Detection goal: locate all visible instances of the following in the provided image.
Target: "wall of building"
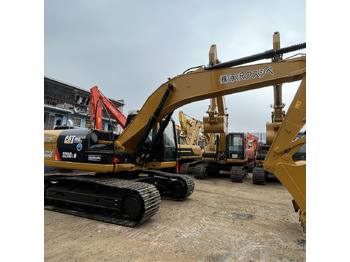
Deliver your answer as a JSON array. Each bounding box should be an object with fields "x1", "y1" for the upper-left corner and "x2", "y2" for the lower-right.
[{"x1": 44, "y1": 76, "x2": 125, "y2": 133}]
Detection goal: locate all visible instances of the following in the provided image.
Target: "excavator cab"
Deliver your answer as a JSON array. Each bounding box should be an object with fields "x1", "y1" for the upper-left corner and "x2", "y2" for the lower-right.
[
  {"x1": 143, "y1": 120, "x2": 177, "y2": 162},
  {"x1": 134, "y1": 118, "x2": 178, "y2": 167},
  {"x1": 163, "y1": 121, "x2": 177, "y2": 161},
  {"x1": 226, "y1": 133, "x2": 246, "y2": 161},
  {"x1": 225, "y1": 132, "x2": 249, "y2": 182}
]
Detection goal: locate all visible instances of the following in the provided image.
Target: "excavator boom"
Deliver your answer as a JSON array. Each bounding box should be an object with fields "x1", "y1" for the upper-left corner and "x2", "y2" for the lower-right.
[
  {"x1": 118, "y1": 56, "x2": 306, "y2": 151},
  {"x1": 90, "y1": 86, "x2": 127, "y2": 129}
]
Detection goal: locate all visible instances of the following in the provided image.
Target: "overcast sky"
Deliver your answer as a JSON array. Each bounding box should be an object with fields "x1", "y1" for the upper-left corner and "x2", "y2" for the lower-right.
[{"x1": 44, "y1": 0, "x2": 306, "y2": 132}]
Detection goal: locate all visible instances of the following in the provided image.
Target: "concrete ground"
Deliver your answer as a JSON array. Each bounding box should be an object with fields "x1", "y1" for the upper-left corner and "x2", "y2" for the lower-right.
[{"x1": 44, "y1": 173, "x2": 306, "y2": 262}]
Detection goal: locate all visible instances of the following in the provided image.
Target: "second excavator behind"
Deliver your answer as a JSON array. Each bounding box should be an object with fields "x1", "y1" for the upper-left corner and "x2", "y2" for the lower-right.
[{"x1": 176, "y1": 111, "x2": 204, "y2": 174}]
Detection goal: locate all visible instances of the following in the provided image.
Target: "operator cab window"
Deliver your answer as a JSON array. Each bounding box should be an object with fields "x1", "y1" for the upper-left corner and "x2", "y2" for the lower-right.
[{"x1": 228, "y1": 135, "x2": 243, "y2": 152}]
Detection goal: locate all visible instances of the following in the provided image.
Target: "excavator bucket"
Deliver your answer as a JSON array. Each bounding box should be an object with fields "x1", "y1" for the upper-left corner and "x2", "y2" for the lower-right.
[{"x1": 274, "y1": 160, "x2": 306, "y2": 231}]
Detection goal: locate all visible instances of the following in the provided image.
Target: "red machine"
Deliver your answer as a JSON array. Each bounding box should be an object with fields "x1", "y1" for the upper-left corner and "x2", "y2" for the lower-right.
[
  {"x1": 90, "y1": 86, "x2": 127, "y2": 130},
  {"x1": 246, "y1": 133, "x2": 259, "y2": 170}
]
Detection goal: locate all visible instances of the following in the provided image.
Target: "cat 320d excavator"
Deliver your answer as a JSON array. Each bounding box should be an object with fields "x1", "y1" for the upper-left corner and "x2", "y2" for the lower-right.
[{"x1": 44, "y1": 34, "x2": 306, "y2": 230}]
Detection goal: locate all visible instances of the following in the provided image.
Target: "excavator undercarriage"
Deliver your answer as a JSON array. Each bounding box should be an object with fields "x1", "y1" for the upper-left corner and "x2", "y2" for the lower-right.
[
  {"x1": 45, "y1": 169, "x2": 194, "y2": 226},
  {"x1": 45, "y1": 173, "x2": 161, "y2": 227}
]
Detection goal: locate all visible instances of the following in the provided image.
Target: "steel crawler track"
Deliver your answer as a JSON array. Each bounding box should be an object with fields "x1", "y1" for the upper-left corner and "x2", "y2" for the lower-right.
[
  {"x1": 230, "y1": 166, "x2": 248, "y2": 183},
  {"x1": 252, "y1": 167, "x2": 266, "y2": 185},
  {"x1": 140, "y1": 170, "x2": 195, "y2": 200},
  {"x1": 44, "y1": 174, "x2": 161, "y2": 227}
]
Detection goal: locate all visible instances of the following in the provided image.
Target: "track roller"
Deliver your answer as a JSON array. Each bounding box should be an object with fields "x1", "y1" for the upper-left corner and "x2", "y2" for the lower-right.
[
  {"x1": 169, "y1": 180, "x2": 187, "y2": 199},
  {"x1": 123, "y1": 193, "x2": 144, "y2": 219}
]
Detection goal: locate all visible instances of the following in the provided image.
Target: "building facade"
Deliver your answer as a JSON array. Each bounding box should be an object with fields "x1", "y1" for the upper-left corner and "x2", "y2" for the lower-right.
[{"x1": 44, "y1": 76, "x2": 125, "y2": 134}]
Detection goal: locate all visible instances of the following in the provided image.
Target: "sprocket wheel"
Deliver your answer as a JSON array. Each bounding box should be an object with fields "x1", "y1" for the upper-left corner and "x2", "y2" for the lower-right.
[
  {"x1": 123, "y1": 194, "x2": 144, "y2": 219},
  {"x1": 169, "y1": 180, "x2": 187, "y2": 199}
]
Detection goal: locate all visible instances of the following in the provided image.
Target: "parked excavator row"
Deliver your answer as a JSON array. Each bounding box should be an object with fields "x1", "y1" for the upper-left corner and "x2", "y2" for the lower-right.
[
  {"x1": 193, "y1": 93, "x2": 249, "y2": 182},
  {"x1": 188, "y1": 49, "x2": 251, "y2": 183},
  {"x1": 44, "y1": 33, "x2": 306, "y2": 230},
  {"x1": 179, "y1": 61, "x2": 259, "y2": 183}
]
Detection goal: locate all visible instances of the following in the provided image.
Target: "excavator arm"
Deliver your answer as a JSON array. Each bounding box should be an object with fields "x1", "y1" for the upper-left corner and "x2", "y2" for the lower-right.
[
  {"x1": 271, "y1": 32, "x2": 286, "y2": 123},
  {"x1": 90, "y1": 86, "x2": 127, "y2": 129},
  {"x1": 178, "y1": 111, "x2": 203, "y2": 146},
  {"x1": 264, "y1": 76, "x2": 306, "y2": 231},
  {"x1": 203, "y1": 96, "x2": 228, "y2": 154}
]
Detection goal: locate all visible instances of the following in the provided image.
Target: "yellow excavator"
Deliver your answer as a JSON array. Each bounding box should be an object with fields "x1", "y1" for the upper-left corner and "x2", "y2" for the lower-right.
[
  {"x1": 178, "y1": 96, "x2": 232, "y2": 177},
  {"x1": 194, "y1": 90, "x2": 251, "y2": 182},
  {"x1": 44, "y1": 34, "x2": 306, "y2": 230},
  {"x1": 202, "y1": 129, "x2": 217, "y2": 156},
  {"x1": 177, "y1": 111, "x2": 204, "y2": 174},
  {"x1": 252, "y1": 32, "x2": 286, "y2": 185},
  {"x1": 191, "y1": 48, "x2": 250, "y2": 182},
  {"x1": 253, "y1": 32, "x2": 306, "y2": 186}
]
